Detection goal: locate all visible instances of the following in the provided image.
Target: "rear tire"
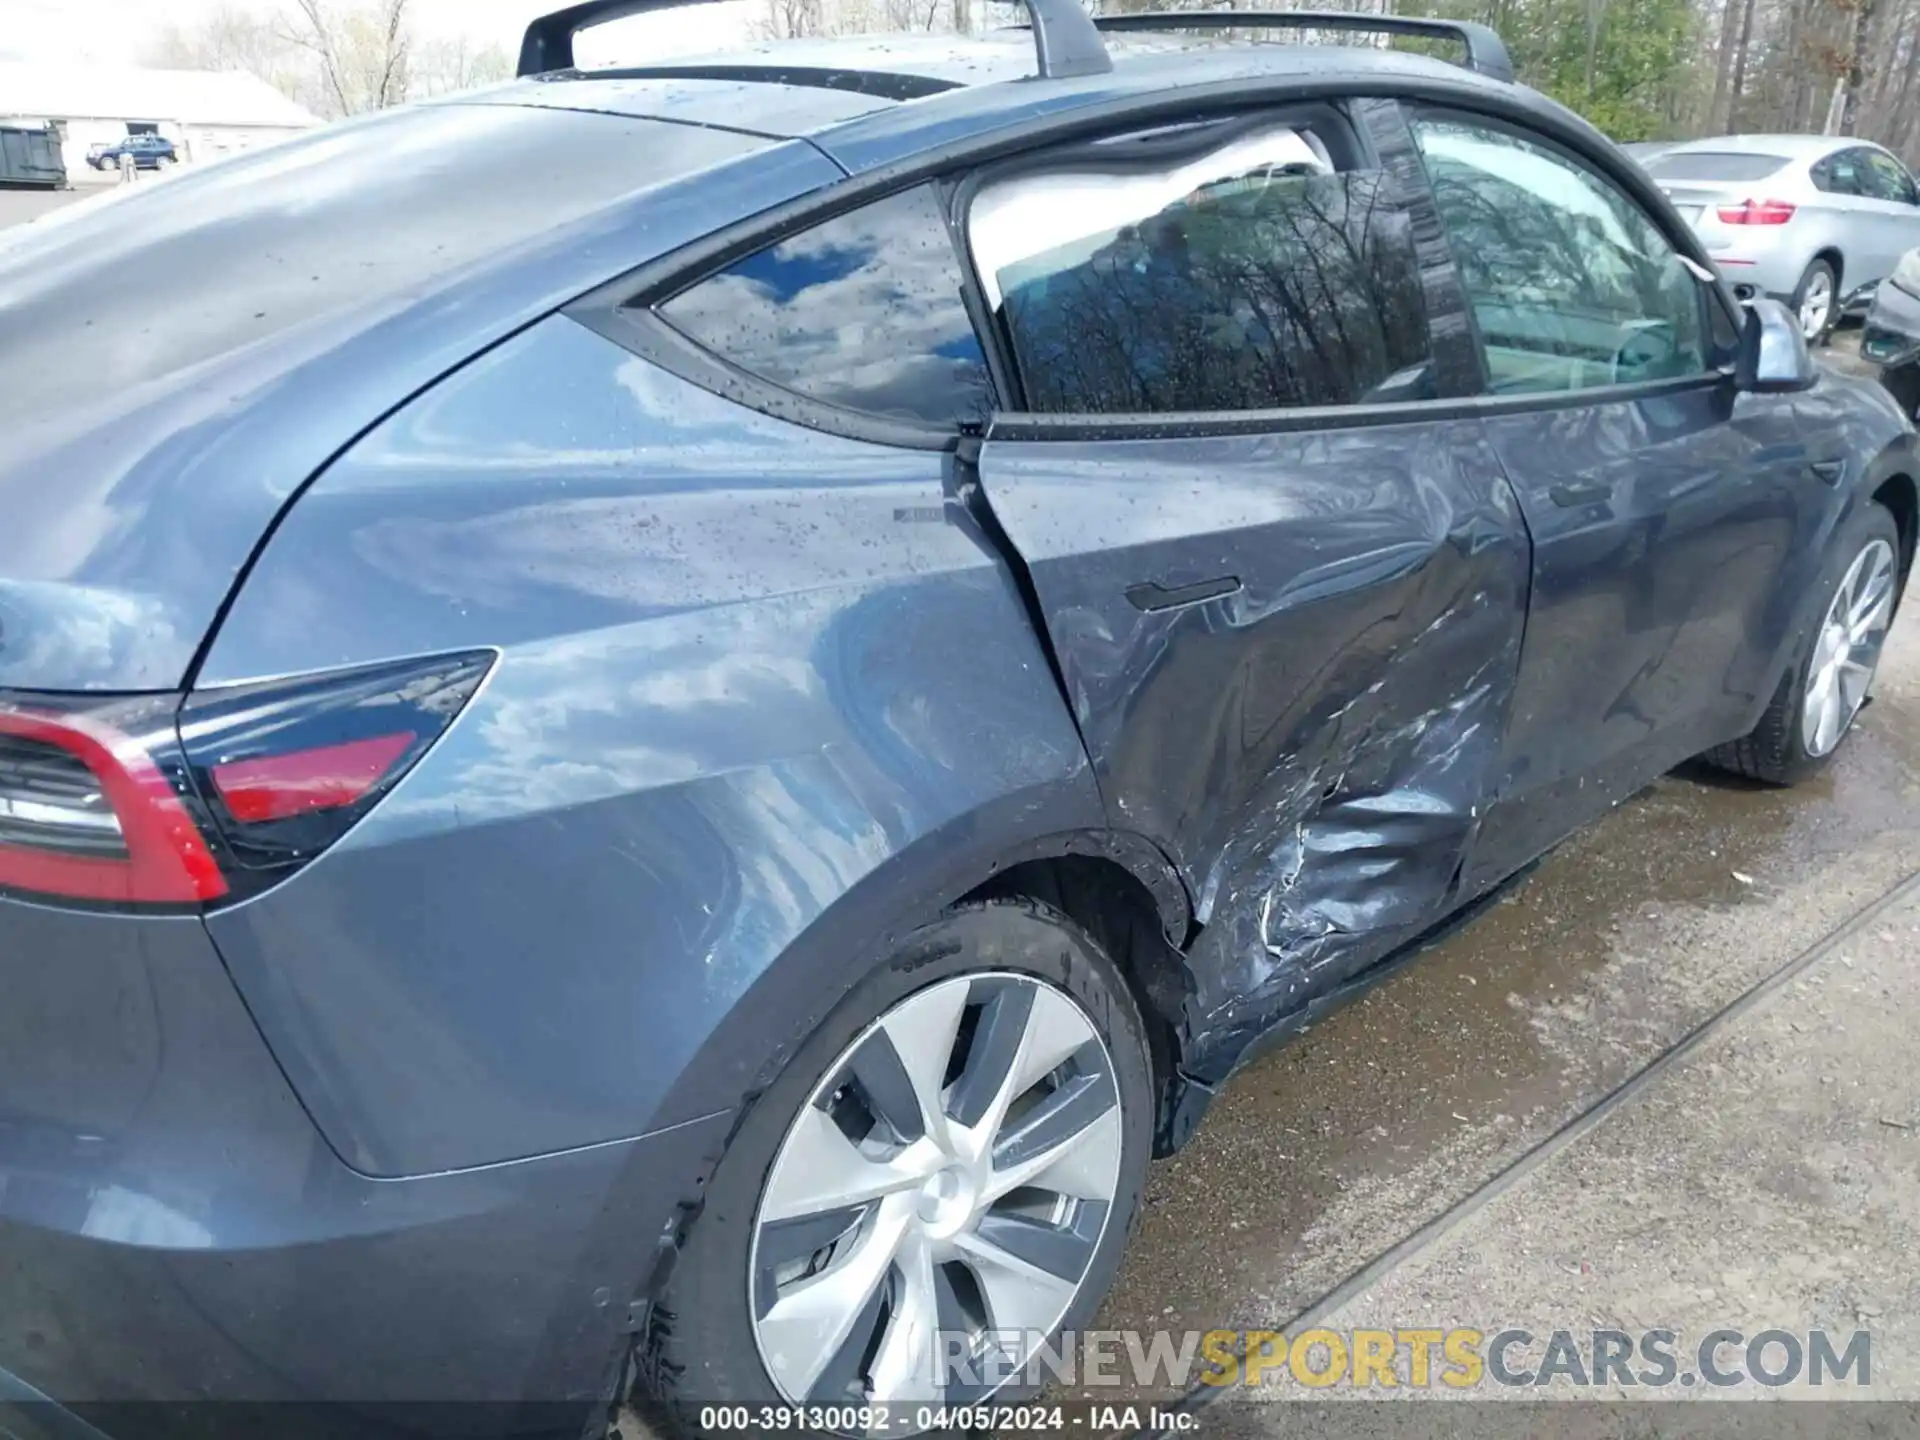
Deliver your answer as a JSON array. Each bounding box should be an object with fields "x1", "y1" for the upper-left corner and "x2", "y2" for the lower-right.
[
  {"x1": 1702, "y1": 501, "x2": 1900, "y2": 784},
  {"x1": 1793, "y1": 257, "x2": 1839, "y2": 345},
  {"x1": 627, "y1": 899, "x2": 1155, "y2": 1438}
]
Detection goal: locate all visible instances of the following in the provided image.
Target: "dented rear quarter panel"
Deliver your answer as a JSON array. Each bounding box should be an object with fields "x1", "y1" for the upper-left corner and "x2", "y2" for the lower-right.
[{"x1": 197, "y1": 318, "x2": 1111, "y2": 1177}]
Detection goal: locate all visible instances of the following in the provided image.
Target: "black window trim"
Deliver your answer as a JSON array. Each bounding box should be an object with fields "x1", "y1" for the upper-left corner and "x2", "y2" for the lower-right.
[
  {"x1": 988, "y1": 369, "x2": 1724, "y2": 443},
  {"x1": 1404, "y1": 99, "x2": 1742, "y2": 404},
  {"x1": 565, "y1": 70, "x2": 1746, "y2": 450}
]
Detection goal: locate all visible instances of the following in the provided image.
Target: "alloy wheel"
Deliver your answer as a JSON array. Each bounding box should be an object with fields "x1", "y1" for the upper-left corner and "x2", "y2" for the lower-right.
[
  {"x1": 748, "y1": 972, "x2": 1124, "y2": 1409},
  {"x1": 1799, "y1": 270, "x2": 1834, "y2": 339},
  {"x1": 1802, "y1": 537, "x2": 1896, "y2": 757}
]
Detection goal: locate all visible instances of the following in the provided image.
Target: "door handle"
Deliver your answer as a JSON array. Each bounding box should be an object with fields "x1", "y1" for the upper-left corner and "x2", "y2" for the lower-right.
[
  {"x1": 1125, "y1": 576, "x2": 1242, "y2": 612},
  {"x1": 1549, "y1": 481, "x2": 1614, "y2": 508},
  {"x1": 1810, "y1": 459, "x2": 1847, "y2": 485}
]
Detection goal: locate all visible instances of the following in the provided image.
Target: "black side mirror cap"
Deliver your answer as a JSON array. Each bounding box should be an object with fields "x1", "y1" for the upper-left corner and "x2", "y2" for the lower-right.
[{"x1": 1736, "y1": 298, "x2": 1818, "y2": 393}]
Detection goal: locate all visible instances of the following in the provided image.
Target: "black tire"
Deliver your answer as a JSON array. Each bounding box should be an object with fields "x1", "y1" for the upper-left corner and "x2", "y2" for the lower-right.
[
  {"x1": 627, "y1": 898, "x2": 1156, "y2": 1438},
  {"x1": 1702, "y1": 500, "x2": 1901, "y2": 784},
  {"x1": 1792, "y1": 257, "x2": 1840, "y2": 345},
  {"x1": 1883, "y1": 363, "x2": 1920, "y2": 421}
]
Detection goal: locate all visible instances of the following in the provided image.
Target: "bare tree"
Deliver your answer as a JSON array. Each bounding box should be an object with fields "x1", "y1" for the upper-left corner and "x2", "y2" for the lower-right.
[
  {"x1": 280, "y1": 0, "x2": 411, "y2": 116},
  {"x1": 410, "y1": 35, "x2": 513, "y2": 98},
  {"x1": 759, "y1": 0, "x2": 827, "y2": 38},
  {"x1": 143, "y1": 4, "x2": 315, "y2": 107}
]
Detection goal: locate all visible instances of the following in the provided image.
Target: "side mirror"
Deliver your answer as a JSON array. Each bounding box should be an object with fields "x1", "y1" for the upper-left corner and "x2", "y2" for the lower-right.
[{"x1": 1736, "y1": 298, "x2": 1817, "y2": 393}]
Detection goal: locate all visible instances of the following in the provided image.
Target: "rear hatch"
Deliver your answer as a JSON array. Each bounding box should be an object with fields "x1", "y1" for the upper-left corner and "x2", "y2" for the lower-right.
[
  {"x1": 0, "y1": 98, "x2": 778, "y2": 692},
  {"x1": 1641, "y1": 148, "x2": 1797, "y2": 236}
]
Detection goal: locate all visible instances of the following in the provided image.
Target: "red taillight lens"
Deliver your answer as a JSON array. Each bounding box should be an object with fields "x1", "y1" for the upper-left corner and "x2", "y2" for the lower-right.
[
  {"x1": 211, "y1": 732, "x2": 417, "y2": 824},
  {"x1": 0, "y1": 651, "x2": 492, "y2": 911},
  {"x1": 1716, "y1": 198, "x2": 1797, "y2": 226},
  {"x1": 0, "y1": 701, "x2": 227, "y2": 905},
  {"x1": 179, "y1": 651, "x2": 493, "y2": 888}
]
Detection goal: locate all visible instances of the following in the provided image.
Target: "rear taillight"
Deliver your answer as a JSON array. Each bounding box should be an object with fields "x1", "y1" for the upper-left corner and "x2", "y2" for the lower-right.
[
  {"x1": 1716, "y1": 198, "x2": 1797, "y2": 226},
  {"x1": 0, "y1": 651, "x2": 492, "y2": 911},
  {"x1": 0, "y1": 699, "x2": 225, "y2": 906}
]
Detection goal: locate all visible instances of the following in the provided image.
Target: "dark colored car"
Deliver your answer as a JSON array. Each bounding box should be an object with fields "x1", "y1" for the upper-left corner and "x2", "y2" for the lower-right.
[
  {"x1": 1866, "y1": 246, "x2": 1920, "y2": 417},
  {"x1": 0, "y1": 2, "x2": 1915, "y2": 1437},
  {"x1": 86, "y1": 133, "x2": 177, "y2": 170}
]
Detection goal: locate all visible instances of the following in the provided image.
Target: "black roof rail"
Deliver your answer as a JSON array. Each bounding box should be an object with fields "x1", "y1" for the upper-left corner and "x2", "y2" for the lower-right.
[
  {"x1": 516, "y1": 0, "x2": 1113, "y2": 80},
  {"x1": 1090, "y1": 9, "x2": 1514, "y2": 83}
]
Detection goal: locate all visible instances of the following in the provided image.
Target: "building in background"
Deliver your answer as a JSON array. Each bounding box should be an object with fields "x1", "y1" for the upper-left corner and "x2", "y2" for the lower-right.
[{"x1": 0, "y1": 64, "x2": 320, "y2": 184}]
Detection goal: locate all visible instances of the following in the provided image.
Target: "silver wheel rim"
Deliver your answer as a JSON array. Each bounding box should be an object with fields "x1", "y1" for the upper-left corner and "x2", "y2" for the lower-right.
[
  {"x1": 1800, "y1": 270, "x2": 1834, "y2": 338},
  {"x1": 1803, "y1": 537, "x2": 1895, "y2": 758},
  {"x1": 749, "y1": 972, "x2": 1123, "y2": 1409}
]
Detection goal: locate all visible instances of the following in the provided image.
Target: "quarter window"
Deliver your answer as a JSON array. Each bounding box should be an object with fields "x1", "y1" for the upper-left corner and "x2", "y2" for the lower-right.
[
  {"x1": 968, "y1": 121, "x2": 1435, "y2": 415},
  {"x1": 657, "y1": 185, "x2": 993, "y2": 429},
  {"x1": 1413, "y1": 118, "x2": 1711, "y2": 394}
]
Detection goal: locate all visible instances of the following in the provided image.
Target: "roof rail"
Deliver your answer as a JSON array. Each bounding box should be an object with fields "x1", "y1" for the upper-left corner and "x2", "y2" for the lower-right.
[
  {"x1": 1090, "y1": 9, "x2": 1514, "y2": 83},
  {"x1": 516, "y1": 0, "x2": 1113, "y2": 80}
]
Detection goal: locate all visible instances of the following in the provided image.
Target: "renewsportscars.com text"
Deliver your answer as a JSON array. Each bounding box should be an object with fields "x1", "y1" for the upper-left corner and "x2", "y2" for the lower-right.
[{"x1": 939, "y1": 1326, "x2": 1872, "y2": 1390}]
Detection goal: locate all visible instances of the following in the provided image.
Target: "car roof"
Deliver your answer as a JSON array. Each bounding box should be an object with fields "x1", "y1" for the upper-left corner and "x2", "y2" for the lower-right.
[
  {"x1": 466, "y1": 28, "x2": 1523, "y2": 148},
  {"x1": 1659, "y1": 133, "x2": 1863, "y2": 160}
]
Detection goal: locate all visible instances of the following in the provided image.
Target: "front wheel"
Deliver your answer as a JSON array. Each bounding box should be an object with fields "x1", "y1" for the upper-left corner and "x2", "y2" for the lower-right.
[
  {"x1": 629, "y1": 899, "x2": 1155, "y2": 1436},
  {"x1": 1703, "y1": 501, "x2": 1901, "y2": 784}
]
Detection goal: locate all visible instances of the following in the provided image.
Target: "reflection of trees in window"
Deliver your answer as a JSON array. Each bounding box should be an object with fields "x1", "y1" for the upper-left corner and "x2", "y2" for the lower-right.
[
  {"x1": 661, "y1": 185, "x2": 993, "y2": 428},
  {"x1": 997, "y1": 171, "x2": 1432, "y2": 415},
  {"x1": 1416, "y1": 124, "x2": 1705, "y2": 383}
]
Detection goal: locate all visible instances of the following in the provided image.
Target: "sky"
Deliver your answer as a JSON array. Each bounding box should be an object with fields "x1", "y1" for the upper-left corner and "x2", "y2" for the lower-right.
[{"x1": 0, "y1": 0, "x2": 760, "y2": 67}]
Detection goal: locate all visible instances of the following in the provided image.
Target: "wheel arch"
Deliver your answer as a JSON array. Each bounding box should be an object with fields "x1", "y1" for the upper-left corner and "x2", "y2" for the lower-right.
[
  {"x1": 644, "y1": 808, "x2": 1195, "y2": 1143},
  {"x1": 961, "y1": 847, "x2": 1201, "y2": 1155},
  {"x1": 1872, "y1": 469, "x2": 1917, "y2": 612}
]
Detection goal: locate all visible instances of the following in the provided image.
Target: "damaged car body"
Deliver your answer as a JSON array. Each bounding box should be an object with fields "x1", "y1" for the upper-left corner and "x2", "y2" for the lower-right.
[{"x1": 0, "y1": 1, "x2": 1916, "y2": 1435}]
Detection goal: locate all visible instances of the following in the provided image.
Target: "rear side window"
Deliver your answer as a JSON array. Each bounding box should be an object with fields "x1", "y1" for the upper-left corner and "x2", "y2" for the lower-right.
[
  {"x1": 1414, "y1": 117, "x2": 1710, "y2": 395},
  {"x1": 658, "y1": 185, "x2": 993, "y2": 429},
  {"x1": 1643, "y1": 152, "x2": 1789, "y2": 183},
  {"x1": 967, "y1": 121, "x2": 1435, "y2": 415}
]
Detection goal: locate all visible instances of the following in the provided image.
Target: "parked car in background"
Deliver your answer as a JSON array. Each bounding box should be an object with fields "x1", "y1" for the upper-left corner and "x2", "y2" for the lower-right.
[
  {"x1": 87, "y1": 133, "x2": 177, "y2": 171},
  {"x1": 1866, "y1": 247, "x2": 1920, "y2": 417},
  {"x1": 0, "y1": 2, "x2": 1914, "y2": 1435},
  {"x1": 1643, "y1": 134, "x2": 1920, "y2": 341}
]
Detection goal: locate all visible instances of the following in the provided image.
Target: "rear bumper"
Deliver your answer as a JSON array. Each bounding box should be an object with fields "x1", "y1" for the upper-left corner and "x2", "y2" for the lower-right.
[{"x1": 0, "y1": 897, "x2": 730, "y2": 1437}]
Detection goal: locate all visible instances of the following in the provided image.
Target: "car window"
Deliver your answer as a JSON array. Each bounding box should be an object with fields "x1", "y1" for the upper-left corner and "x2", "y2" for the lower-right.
[
  {"x1": 1412, "y1": 117, "x2": 1711, "y2": 395},
  {"x1": 0, "y1": 106, "x2": 769, "y2": 435},
  {"x1": 1813, "y1": 152, "x2": 1866, "y2": 196},
  {"x1": 657, "y1": 184, "x2": 992, "y2": 430},
  {"x1": 1862, "y1": 150, "x2": 1919, "y2": 205},
  {"x1": 1643, "y1": 152, "x2": 1789, "y2": 183},
  {"x1": 966, "y1": 120, "x2": 1435, "y2": 415}
]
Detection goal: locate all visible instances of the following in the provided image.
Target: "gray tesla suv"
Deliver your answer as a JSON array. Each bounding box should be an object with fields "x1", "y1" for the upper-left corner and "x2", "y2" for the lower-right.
[{"x1": 0, "y1": 3, "x2": 1914, "y2": 1437}]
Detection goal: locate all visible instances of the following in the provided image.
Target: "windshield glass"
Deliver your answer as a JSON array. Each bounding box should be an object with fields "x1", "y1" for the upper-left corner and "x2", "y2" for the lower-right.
[{"x1": 0, "y1": 103, "x2": 762, "y2": 432}]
